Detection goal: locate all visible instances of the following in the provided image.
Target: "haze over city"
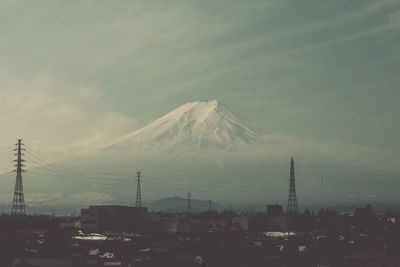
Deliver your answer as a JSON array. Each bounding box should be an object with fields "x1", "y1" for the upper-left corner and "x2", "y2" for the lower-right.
[{"x1": 0, "y1": 0, "x2": 399, "y2": 212}]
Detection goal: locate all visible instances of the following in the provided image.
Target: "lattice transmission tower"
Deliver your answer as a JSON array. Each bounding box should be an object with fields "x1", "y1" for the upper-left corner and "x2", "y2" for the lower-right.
[
  {"x1": 135, "y1": 171, "x2": 142, "y2": 207},
  {"x1": 11, "y1": 139, "x2": 26, "y2": 215},
  {"x1": 287, "y1": 157, "x2": 298, "y2": 214}
]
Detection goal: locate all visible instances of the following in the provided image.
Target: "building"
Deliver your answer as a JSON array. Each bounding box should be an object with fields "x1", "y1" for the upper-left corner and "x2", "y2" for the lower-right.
[
  {"x1": 266, "y1": 205, "x2": 286, "y2": 231},
  {"x1": 267, "y1": 205, "x2": 284, "y2": 216},
  {"x1": 80, "y1": 205, "x2": 148, "y2": 232},
  {"x1": 59, "y1": 218, "x2": 81, "y2": 229},
  {"x1": 249, "y1": 205, "x2": 287, "y2": 232},
  {"x1": 232, "y1": 215, "x2": 250, "y2": 231},
  {"x1": 266, "y1": 215, "x2": 287, "y2": 231}
]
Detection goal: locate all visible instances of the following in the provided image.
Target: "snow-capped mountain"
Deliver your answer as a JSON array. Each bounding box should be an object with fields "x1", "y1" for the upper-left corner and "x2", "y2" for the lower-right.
[{"x1": 106, "y1": 100, "x2": 264, "y2": 153}]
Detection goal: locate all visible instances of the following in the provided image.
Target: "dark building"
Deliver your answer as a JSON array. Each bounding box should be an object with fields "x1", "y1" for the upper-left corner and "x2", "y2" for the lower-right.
[
  {"x1": 354, "y1": 204, "x2": 374, "y2": 218},
  {"x1": 267, "y1": 205, "x2": 284, "y2": 216},
  {"x1": 81, "y1": 205, "x2": 148, "y2": 232}
]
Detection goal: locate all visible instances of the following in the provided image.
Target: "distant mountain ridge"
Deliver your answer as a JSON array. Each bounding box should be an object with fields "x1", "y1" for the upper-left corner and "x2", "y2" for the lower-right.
[{"x1": 106, "y1": 100, "x2": 264, "y2": 153}]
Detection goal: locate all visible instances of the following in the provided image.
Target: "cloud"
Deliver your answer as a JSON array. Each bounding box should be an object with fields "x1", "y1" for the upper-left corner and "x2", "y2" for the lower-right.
[
  {"x1": 44, "y1": 192, "x2": 115, "y2": 206},
  {"x1": 0, "y1": 74, "x2": 137, "y2": 172},
  {"x1": 104, "y1": 130, "x2": 400, "y2": 173},
  {"x1": 0, "y1": 192, "x2": 114, "y2": 206}
]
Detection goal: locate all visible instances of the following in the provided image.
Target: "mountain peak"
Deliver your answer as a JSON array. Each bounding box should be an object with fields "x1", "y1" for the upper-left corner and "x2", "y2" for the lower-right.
[
  {"x1": 193, "y1": 99, "x2": 219, "y2": 105},
  {"x1": 166, "y1": 100, "x2": 220, "y2": 121},
  {"x1": 106, "y1": 100, "x2": 264, "y2": 153}
]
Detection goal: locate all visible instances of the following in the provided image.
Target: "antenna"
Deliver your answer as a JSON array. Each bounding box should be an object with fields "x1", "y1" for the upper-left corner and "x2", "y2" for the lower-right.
[
  {"x1": 135, "y1": 171, "x2": 142, "y2": 207},
  {"x1": 11, "y1": 139, "x2": 26, "y2": 215}
]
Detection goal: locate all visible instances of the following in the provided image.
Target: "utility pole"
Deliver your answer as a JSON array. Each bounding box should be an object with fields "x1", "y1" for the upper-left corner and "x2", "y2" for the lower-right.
[
  {"x1": 135, "y1": 171, "x2": 142, "y2": 207},
  {"x1": 208, "y1": 198, "x2": 212, "y2": 211},
  {"x1": 11, "y1": 139, "x2": 26, "y2": 216},
  {"x1": 187, "y1": 192, "x2": 191, "y2": 213},
  {"x1": 321, "y1": 175, "x2": 324, "y2": 210}
]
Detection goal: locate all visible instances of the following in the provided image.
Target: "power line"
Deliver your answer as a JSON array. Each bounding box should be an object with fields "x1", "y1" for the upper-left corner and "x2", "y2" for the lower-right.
[
  {"x1": 7, "y1": 145, "x2": 399, "y2": 203},
  {"x1": 24, "y1": 157, "x2": 127, "y2": 187},
  {"x1": 20, "y1": 147, "x2": 400, "y2": 186},
  {"x1": 23, "y1": 150, "x2": 129, "y2": 186}
]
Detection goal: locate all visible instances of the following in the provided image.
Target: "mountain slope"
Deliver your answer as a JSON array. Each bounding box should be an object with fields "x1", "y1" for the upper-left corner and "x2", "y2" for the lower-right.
[{"x1": 106, "y1": 100, "x2": 264, "y2": 153}]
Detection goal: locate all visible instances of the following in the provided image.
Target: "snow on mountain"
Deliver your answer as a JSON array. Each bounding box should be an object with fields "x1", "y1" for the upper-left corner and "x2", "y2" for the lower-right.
[{"x1": 106, "y1": 100, "x2": 264, "y2": 153}]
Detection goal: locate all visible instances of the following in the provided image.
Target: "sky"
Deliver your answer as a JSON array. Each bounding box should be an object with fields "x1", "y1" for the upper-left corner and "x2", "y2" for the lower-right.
[{"x1": 0, "y1": 1, "x2": 399, "y2": 205}]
